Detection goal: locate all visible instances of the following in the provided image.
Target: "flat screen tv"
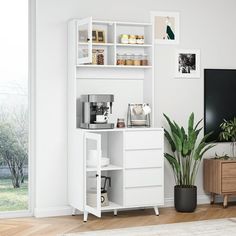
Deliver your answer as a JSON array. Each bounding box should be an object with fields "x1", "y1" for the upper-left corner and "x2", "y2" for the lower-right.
[{"x1": 204, "y1": 69, "x2": 236, "y2": 142}]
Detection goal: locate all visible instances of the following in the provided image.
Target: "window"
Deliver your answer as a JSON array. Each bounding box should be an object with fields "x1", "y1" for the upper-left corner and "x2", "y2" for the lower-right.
[{"x1": 0, "y1": 0, "x2": 29, "y2": 213}]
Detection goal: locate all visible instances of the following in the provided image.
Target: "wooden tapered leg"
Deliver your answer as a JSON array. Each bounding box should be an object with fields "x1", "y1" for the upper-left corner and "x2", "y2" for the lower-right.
[
  {"x1": 223, "y1": 195, "x2": 228, "y2": 208},
  {"x1": 210, "y1": 193, "x2": 215, "y2": 204}
]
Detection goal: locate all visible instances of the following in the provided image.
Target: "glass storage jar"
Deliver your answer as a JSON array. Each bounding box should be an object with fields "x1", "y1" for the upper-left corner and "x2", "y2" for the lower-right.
[
  {"x1": 92, "y1": 49, "x2": 97, "y2": 65},
  {"x1": 117, "y1": 54, "x2": 125, "y2": 65},
  {"x1": 141, "y1": 54, "x2": 148, "y2": 66},
  {"x1": 120, "y1": 34, "x2": 129, "y2": 44},
  {"x1": 97, "y1": 49, "x2": 104, "y2": 65},
  {"x1": 116, "y1": 118, "x2": 125, "y2": 128},
  {"x1": 136, "y1": 35, "x2": 144, "y2": 44},
  {"x1": 128, "y1": 35, "x2": 136, "y2": 44},
  {"x1": 133, "y1": 54, "x2": 141, "y2": 66},
  {"x1": 125, "y1": 53, "x2": 133, "y2": 66}
]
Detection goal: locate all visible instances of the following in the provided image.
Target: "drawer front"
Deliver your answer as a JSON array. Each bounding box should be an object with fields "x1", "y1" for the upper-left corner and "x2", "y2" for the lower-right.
[
  {"x1": 125, "y1": 168, "x2": 163, "y2": 187},
  {"x1": 124, "y1": 186, "x2": 164, "y2": 206},
  {"x1": 125, "y1": 149, "x2": 163, "y2": 169},
  {"x1": 125, "y1": 130, "x2": 163, "y2": 150},
  {"x1": 222, "y1": 163, "x2": 236, "y2": 178},
  {"x1": 222, "y1": 178, "x2": 236, "y2": 192}
]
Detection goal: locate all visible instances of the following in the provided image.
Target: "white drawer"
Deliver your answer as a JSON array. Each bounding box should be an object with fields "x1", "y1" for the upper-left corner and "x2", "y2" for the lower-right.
[
  {"x1": 124, "y1": 186, "x2": 164, "y2": 206},
  {"x1": 125, "y1": 168, "x2": 163, "y2": 187},
  {"x1": 125, "y1": 149, "x2": 163, "y2": 168},
  {"x1": 125, "y1": 130, "x2": 163, "y2": 150}
]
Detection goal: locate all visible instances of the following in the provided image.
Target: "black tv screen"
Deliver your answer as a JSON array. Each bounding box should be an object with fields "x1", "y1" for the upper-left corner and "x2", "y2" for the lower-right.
[{"x1": 204, "y1": 69, "x2": 236, "y2": 142}]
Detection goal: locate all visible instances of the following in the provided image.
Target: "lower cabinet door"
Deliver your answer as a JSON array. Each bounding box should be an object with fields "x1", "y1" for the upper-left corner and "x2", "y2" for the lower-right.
[{"x1": 124, "y1": 186, "x2": 164, "y2": 206}]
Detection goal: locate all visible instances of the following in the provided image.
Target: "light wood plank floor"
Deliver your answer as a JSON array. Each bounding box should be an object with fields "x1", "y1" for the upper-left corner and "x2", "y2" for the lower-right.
[{"x1": 1, "y1": 203, "x2": 236, "y2": 236}]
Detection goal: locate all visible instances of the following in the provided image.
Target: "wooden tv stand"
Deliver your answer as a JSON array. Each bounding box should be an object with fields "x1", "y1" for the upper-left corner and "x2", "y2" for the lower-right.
[{"x1": 204, "y1": 159, "x2": 236, "y2": 208}]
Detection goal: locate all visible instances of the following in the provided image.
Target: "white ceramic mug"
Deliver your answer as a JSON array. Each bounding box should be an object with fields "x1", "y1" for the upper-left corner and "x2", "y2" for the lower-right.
[
  {"x1": 88, "y1": 150, "x2": 98, "y2": 160},
  {"x1": 142, "y1": 105, "x2": 151, "y2": 115},
  {"x1": 96, "y1": 115, "x2": 108, "y2": 122}
]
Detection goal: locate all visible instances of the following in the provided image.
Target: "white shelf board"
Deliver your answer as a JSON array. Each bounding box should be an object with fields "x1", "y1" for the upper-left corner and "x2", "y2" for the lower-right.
[
  {"x1": 101, "y1": 201, "x2": 122, "y2": 210},
  {"x1": 93, "y1": 20, "x2": 114, "y2": 25},
  {"x1": 116, "y1": 21, "x2": 152, "y2": 26},
  {"x1": 76, "y1": 65, "x2": 152, "y2": 69},
  {"x1": 77, "y1": 77, "x2": 144, "y2": 80},
  {"x1": 116, "y1": 43, "x2": 152, "y2": 47},
  {"x1": 78, "y1": 42, "x2": 115, "y2": 46},
  {"x1": 92, "y1": 20, "x2": 151, "y2": 27},
  {"x1": 86, "y1": 164, "x2": 123, "y2": 172}
]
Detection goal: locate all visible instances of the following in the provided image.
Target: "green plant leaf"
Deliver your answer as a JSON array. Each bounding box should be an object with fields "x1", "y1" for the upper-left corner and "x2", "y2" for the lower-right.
[
  {"x1": 172, "y1": 132, "x2": 182, "y2": 152},
  {"x1": 194, "y1": 118, "x2": 203, "y2": 131},
  {"x1": 188, "y1": 112, "x2": 194, "y2": 136},
  {"x1": 182, "y1": 139, "x2": 189, "y2": 156},
  {"x1": 174, "y1": 121, "x2": 184, "y2": 142},
  {"x1": 199, "y1": 144, "x2": 216, "y2": 158},
  {"x1": 163, "y1": 114, "x2": 178, "y2": 135},
  {"x1": 164, "y1": 129, "x2": 176, "y2": 152},
  {"x1": 188, "y1": 130, "x2": 197, "y2": 151},
  {"x1": 164, "y1": 153, "x2": 180, "y2": 173}
]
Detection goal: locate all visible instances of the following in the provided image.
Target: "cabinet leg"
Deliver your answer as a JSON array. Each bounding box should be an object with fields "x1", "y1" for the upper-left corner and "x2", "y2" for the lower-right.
[
  {"x1": 223, "y1": 195, "x2": 228, "y2": 208},
  {"x1": 210, "y1": 193, "x2": 215, "y2": 204},
  {"x1": 72, "y1": 208, "x2": 76, "y2": 216},
  {"x1": 114, "y1": 209, "x2": 117, "y2": 216},
  {"x1": 83, "y1": 211, "x2": 88, "y2": 222},
  {"x1": 154, "y1": 206, "x2": 159, "y2": 216}
]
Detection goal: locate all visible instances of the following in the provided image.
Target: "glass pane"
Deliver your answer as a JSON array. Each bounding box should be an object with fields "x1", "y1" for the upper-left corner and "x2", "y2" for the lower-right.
[
  {"x1": 86, "y1": 139, "x2": 98, "y2": 209},
  {"x1": 0, "y1": 1, "x2": 28, "y2": 212},
  {"x1": 78, "y1": 22, "x2": 89, "y2": 60}
]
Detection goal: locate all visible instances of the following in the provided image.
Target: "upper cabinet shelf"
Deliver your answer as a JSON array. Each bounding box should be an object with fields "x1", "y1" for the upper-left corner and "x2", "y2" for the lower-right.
[{"x1": 74, "y1": 17, "x2": 153, "y2": 67}]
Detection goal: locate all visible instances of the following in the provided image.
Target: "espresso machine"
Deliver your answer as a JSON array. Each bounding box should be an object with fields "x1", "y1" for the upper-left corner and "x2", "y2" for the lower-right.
[{"x1": 80, "y1": 94, "x2": 114, "y2": 129}]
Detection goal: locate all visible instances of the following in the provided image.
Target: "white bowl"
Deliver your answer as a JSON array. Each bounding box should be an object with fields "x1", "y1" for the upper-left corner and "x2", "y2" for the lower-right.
[{"x1": 87, "y1": 157, "x2": 110, "y2": 167}]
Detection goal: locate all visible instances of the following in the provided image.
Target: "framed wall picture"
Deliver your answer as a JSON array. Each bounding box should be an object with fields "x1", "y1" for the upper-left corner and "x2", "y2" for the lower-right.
[
  {"x1": 151, "y1": 11, "x2": 180, "y2": 44},
  {"x1": 97, "y1": 30, "x2": 105, "y2": 43},
  {"x1": 92, "y1": 30, "x2": 97, "y2": 42},
  {"x1": 175, "y1": 49, "x2": 200, "y2": 78}
]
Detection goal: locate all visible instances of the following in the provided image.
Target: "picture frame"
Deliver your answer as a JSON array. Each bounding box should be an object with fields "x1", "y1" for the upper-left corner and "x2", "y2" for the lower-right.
[
  {"x1": 92, "y1": 30, "x2": 97, "y2": 43},
  {"x1": 97, "y1": 30, "x2": 105, "y2": 43},
  {"x1": 175, "y1": 49, "x2": 200, "y2": 78},
  {"x1": 151, "y1": 11, "x2": 180, "y2": 44}
]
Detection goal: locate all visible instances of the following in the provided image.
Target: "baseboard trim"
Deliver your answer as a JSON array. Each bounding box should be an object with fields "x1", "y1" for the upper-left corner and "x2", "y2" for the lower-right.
[
  {"x1": 34, "y1": 206, "x2": 72, "y2": 218},
  {"x1": 164, "y1": 194, "x2": 211, "y2": 207}
]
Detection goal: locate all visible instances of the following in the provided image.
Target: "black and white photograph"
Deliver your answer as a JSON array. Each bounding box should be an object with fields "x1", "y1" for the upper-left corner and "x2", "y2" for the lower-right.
[{"x1": 175, "y1": 50, "x2": 200, "y2": 78}]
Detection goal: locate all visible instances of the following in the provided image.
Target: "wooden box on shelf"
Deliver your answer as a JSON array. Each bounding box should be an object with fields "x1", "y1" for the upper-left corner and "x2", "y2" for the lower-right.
[{"x1": 203, "y1": 158, "x2": 236, "y2": 208}]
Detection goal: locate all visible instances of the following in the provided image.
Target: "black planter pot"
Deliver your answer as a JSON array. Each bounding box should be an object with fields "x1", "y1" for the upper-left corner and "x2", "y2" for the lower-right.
[{"x1": 174, "y1": 185, "x2": 197, "y2": 212}]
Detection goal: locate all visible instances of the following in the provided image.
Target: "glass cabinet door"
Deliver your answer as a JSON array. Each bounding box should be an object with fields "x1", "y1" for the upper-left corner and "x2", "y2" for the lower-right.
[
  {"x1": 76, "y1": 17, "x2": 92, "y2": 64},
  {"x1": 84, "y1": 132, "x2": 101, "y2": 217}
]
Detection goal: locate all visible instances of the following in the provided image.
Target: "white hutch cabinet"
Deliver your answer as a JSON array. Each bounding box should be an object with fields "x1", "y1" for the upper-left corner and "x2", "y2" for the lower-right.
[{"x1": 68, "y1": 17, "x2": 164, "y2": 222}]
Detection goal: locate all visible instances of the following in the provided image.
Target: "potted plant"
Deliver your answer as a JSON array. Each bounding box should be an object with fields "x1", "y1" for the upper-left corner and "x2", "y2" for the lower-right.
[
  {"x1": 219, "y1": 117, "x2": 236, "y2": 158},
  {"x1": 164, "y1": 113, "x2": 215, "y2": 212}
]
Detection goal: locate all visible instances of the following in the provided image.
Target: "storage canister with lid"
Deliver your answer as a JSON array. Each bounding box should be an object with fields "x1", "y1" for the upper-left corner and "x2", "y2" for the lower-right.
[
  {"x1": 141, "y1": 54, "x2": 148, "y2": 66},
  {"x1": 133, "y1": 54, "x2": 141, "y2": 66},
  {"x1": 120, "y1": 34, "x2": 129, "y2": 44},
  {"x1": 117, "y1": 54, "x2": 125, "y2": 65},
  {"x1": 128, "y1": 35, "x2": 136, "y2": 44},
  {"x1": 125, "y1": 53, "x2": 133, "y2": 66}
]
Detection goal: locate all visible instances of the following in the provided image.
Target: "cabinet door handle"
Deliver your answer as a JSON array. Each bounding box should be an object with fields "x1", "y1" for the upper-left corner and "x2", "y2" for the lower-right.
[
  {"x1": 96, "y1": 174, "x2": 99, "y2": 177},
  {"x1": 87, "y1": 38, "x2": 91, "y2": 42}
]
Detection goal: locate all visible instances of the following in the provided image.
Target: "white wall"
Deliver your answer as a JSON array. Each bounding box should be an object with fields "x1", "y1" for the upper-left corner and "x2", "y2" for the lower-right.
[{"x1": 35, "y1": 0, "x2": 236, "y2": 216}]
